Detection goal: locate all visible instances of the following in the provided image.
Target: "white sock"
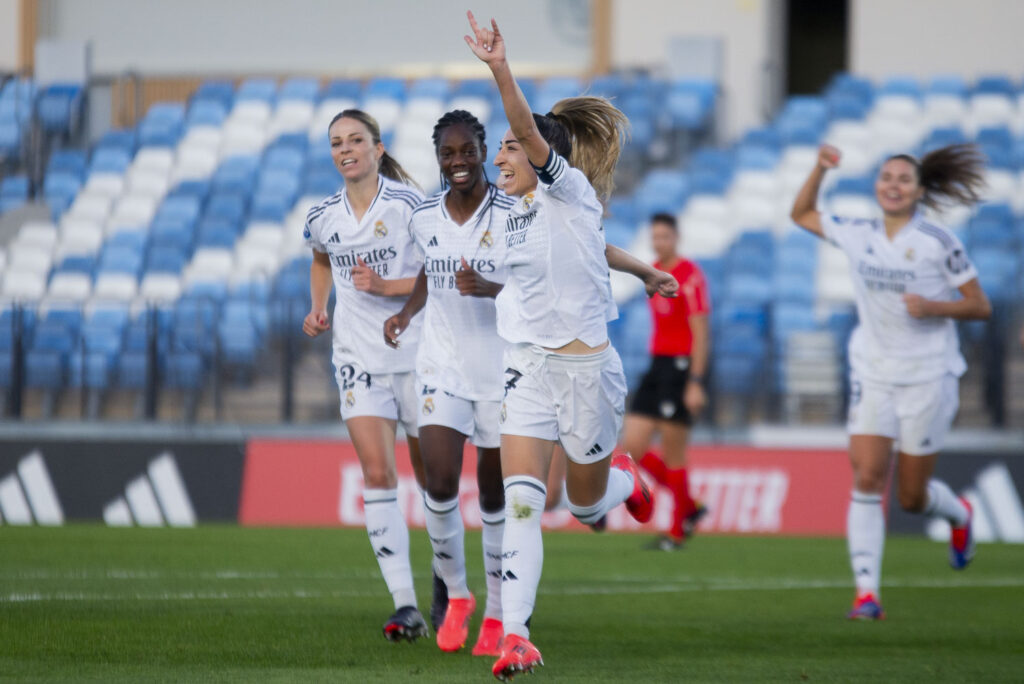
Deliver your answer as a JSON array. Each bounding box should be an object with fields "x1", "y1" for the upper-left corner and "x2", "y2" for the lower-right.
[
  {"x1": 566, "y1": 467, "x2": 633, "y2": 526},
  {"x1": 925, "y1": 479, "x2": 969, "y2": 526},
  {"x1": 501, "y1": 476, "x2": 547, "y2": 639},
  {"x1": 481, "y1": 508, "x2": 505, "y2": 620},
  {"x1": 363, "y1": 488, "x2": 417, "y2": 610},
  {"x1": 847, "y1": 490, "x2": 884, "y2": 597},
  {"x1": 423, "y1": 494, "x2": 470, "y2": 599}
]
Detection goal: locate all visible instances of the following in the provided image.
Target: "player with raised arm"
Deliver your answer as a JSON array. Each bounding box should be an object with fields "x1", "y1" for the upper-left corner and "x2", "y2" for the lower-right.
[
  {"x1": 463, "y1": 11, "x2": 677, "y2": 679},
  {"x1": 303, "y1": 109, "x2": 429, "y2": 641},
  {"x1": 384, "y1": 110, "x2": 514, "y2": 657},
  {"x1": 790, "y1": 143, "x2": 991, "y2": 620},
  {"x1": 623, "y1": 213, "x2": 711, "y2": 551}
]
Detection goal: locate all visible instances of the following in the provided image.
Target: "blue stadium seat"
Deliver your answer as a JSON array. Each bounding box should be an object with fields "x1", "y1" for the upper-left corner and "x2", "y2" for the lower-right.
[
  {"x1": 236, "y1": 78, "x2": 278, "y2": 103},
  {"x1": 186, "y1": 99, "x2": 228, "y2": 128},
  {"x1": 196, "y1": 223, "x2": 237, "y2": 249},
  {"x1": 773, "y1": 271, "x2": 815, "y2": 305},
  {"x1": 263, "y1": 146, "x2": 306, "y2": 173},
  {"x1": 771, "y1": 303, "x2": 818, "y2": 344},
  {"x1": 976, "y1": 126, "x2": 1014, "y2": 148},
  {"x1": 1, "y1": 174, "x2": 30, "y2": 200},
  {"x1": 972, "y1": 248, "x2": 1017, "y2": 301},
  {"x1": 665, "y1": 79, "x2": 715, "y2": 129},
  {"x1": 879, "y1": 76, "x2": 922, "y2": 98},
  {"x1": 324, "y1": 79, "x2": 363, "y2": 100},
  {"x1": 921, "y1": 127, "x2": 968, "y2": 151},
  {"x1": 634, "y1": 169, "x2": 689, "y2": 217},
  {"x1": 194, "y1": 80, "x2": 236, "y2": 109},
  {"x1": 89, "y1": 147, "x2": 132, "y2": 175},
  {"x1": 828, "y1": 94, "x2": 869, "y2": 121},
  {"x1": 47, "y1": 150, "x2": 87, "y2": 177},
  {"x1": 974, "y1": 75, "x2": 1016, "y2": 96},
  {"x1": 249, "y1": 194, "x2": 292, "y2": 222},
  {"x1": 98, "y1": 129, "x2": 137, "y2": 153},
  {"x1": 37, "y1": 83, "x2": 83, "y2": 134},
  {"x1": 928, "y1": 75, "x2": 968, "y2": 97},
  {"x1": 409, "y1": 77, "x2": 449, "y2": 100},
  {"x1": 975, "y1": 202, "x2": 1014, "y2": 224},
  {"x1": 364, "y1": 77, "x2": 406, "y2": 101},
  {"x1": 735, "y1": 144, "x2": 779, "y2": 170},
  {"x1": 279, "y1": 77, "x2": 321, "y2": 102},
  {"x1": 203, "y1": 194, "x2": 246, "y2": 225},
  {"x1": 164, "y1": 351, "x2": 205, "y2": 389},
  {"x1": 725, "y1": 273, "x2": 773, "y2": 307},
  {"x1": 99, "y1": 246, "x2": 143, "y2": 276},
  {"x1": 742, "y1": 127, "x2": 783, "y2": 150},
  {"x1": 169, "y1": 179, "x2": 212, "y2": 201},
  {"x1": 834, "y1": 176, "x2": 875, "y2": 197},
  {"x1": 146, "y1": 245, "x2": 187, "y2": 274}
]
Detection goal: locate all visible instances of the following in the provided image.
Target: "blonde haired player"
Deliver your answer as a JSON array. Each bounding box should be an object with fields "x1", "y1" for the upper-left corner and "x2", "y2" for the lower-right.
[
  {"x1": 791, "y1": 143, "x2": 991, "y2": 620},
  {"x1": 464, "y1": 11, "x2": 677, "y2": 679},
  {"x1": 303, "y1": 109, "x2": 429, "y2": 640}
]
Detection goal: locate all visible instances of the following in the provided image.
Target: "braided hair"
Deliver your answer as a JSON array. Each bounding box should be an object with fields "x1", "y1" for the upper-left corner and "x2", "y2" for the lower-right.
[{"x1": 432, "y1": 110, "x2": 488, "y2": 190}]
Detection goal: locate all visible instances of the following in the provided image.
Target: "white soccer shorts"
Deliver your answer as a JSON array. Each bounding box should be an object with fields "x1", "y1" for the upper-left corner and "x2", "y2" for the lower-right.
[
  {"x1": 499, "y1": 343, "x2": 627, "y2": 465},
  {"x1": 416, "y1": 381, "x2": 501, "y2": 449},
  {"x1": 847, "y1": 371, "x2": 959, "y2": 456},
  {"x1": 334, "y1": 357, "x2": 419, "y2": 438}
]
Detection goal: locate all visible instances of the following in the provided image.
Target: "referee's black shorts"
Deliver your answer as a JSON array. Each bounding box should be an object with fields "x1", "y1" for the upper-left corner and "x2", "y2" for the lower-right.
[{"x1": 629, "y1": 355, "x2": 693, "y2": 425}]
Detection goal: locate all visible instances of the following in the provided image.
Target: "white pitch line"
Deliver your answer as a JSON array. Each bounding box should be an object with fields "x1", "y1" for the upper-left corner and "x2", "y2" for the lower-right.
[{"x1": 2, "y1": 576, "x2": 1023, "y2": 603}]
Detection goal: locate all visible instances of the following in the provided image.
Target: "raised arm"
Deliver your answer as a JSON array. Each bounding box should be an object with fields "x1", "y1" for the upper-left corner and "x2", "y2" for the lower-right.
[
  {"x1": 790, "y1": 144, "x2": 841, "y2": 238},
  {"x1": 605, "y1": 244, "x2": 678, "y2": 297},
  {"x1": 465, "y1": 11, "x2": 550, "y2": 168}
]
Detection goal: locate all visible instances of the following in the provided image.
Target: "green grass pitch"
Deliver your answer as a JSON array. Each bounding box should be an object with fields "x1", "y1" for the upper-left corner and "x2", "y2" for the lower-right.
[{"x1": 1, "y1": 526, "x2": 1022, "y2": 682}]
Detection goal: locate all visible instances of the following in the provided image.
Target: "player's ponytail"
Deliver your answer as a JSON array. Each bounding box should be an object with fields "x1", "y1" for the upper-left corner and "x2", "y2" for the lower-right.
[
  {"x1": 329, "y1": 109, "x2": 423, "y2": 192},
  {"x1": 535, "y1": 96, "x2": 629, "y2": 203},
  {"x1": 888, "y1": 143, "x2": 986, "y2": 210}
]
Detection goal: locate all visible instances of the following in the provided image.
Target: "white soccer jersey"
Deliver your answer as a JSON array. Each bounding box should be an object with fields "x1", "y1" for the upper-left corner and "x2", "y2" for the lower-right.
[
  {"x1": 495, "y1": 151, "x2": 618, "y2": 348},
  {"x1": 304, "y1": 175, "x2": 424, "y2": 374},
  {"x1": 411, "y1": 183, "x2": 515, "y2": 401},
  {"x1": 822, "y1": 212, "x2": 979, "y2": 385}
]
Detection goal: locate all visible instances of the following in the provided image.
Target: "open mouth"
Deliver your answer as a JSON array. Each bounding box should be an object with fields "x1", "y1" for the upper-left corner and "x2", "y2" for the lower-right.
[
  {"x1": 451, "y1": 170, "x2": 470, "y2": 182},
  {"x1": 341, "y1": 159, "x2": 357, "y2": 167}
]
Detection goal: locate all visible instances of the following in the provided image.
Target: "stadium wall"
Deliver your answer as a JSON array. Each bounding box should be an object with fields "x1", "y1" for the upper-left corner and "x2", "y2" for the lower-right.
[
  {"x1": 35, "y1": 0, "x2": 590, "y2": 76},
  {"x1": 1, "y1": 435, "x2": 1021, "y2": 544},
  {"x1": 0, "y1": 0, "x2": 20, "y2": 71},
  {"x1": 850, "y1": 0, "x2": 1024, "y2": 80}
]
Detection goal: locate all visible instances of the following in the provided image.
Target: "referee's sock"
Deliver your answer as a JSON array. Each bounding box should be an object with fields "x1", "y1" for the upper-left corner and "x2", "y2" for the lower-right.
[{"x1": 639, "y1": 451, "x2": 668, "y2": 486}]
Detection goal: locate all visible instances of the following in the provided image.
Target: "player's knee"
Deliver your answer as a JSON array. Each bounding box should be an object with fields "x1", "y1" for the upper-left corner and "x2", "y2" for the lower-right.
[
  {"x1": 424, "y1": 469, "x2": 460, "y2": 501},
  {"x1": 362, "y1": 463, "x2": 395, "y2": 489},
  {"x1": 853, "y1": 468, "x2": 886, "y2": 494}
]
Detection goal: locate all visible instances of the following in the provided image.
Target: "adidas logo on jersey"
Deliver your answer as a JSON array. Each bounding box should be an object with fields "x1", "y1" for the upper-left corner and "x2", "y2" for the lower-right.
[
  {"x1": 585, "y1": 443, "x2": 603, "y2": 458},
  {"x1": 501, "y1": 570, "x2": 518, "y2": 582},
  {"x1": 427, "y1": 235, "x2": 439, "y2": 247},
  {"x1": 328, "y1": 232, "x2": 341, "y2": 244},
  {"x1": 376, "y1": 546, "x2": 395, "y2": 559},
  {"x1": 102, "y1": 453, "x2": 196, "y2": 528}
]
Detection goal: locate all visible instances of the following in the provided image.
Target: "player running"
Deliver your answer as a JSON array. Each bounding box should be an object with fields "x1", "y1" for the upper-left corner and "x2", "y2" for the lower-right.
[
  {"x1": 302, "y1": 109, "x2": 430, "y2": 641},
  {"x1": 464, "y1": 11, "x2": 677, "y2": 679},
  {"x1": 791, "y1": 143, "x2": 991, "y2": 620},
  {"x1": 623, "y1": 212, "x2": 711, "y2": 551},
  {"x1": 384, "y1": 109, "x2": 514, "y2": 657}
]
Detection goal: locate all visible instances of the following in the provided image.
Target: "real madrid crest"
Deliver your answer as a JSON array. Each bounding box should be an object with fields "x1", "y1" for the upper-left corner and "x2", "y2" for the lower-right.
[
  {"x1": 422, "y1": 397, "x2": 435, "y2": 415},
  {"x1": 374, "y1": 220, "x2": 388, "y2": 238},
  {"x1": 479, "y1": 229, "x2": 493, "y2": 248},
  {"x1": 522, "y1": 193, "x2": 534, "y2": 210},
  {"x1": 344, "y1": 391, "x2": 356, "y2": 408},
  {"x1": 904, "y1": 248, "x2": 915, "y2": 261}
]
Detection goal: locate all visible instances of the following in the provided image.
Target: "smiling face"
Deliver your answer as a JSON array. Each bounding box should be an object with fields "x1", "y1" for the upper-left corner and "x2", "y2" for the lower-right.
[
  {"x1": 875, "y1": 157, "x2": 924, "y2": 216},
  {"x1": 493, "y1": 129, "x2": 539, "y2": 197},
  {"x1": 329, "y1": 116, "x2": 383, "y2": 183},
  {"x1": 650, "y1": 220, "x2": 678, "y2": 263},
  {"x1": 437, "y1": 123, "x2": 486, "y2": 193}
]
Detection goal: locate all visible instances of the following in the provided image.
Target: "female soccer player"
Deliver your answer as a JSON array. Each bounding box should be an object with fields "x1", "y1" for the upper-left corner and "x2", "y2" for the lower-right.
[
  {"x1": 384, "y1": 109, "x2": 515, "y2": 657},
  {"x1": 464, "y1": 12, "x2": 677, "y2": 678},
  {"x1": 791, "y1": 143, "x2": 991, "y2": 620},
  {"x1": 623, "y1": 212, "x2": 710, "y2": 551},
  {"x1": 302, "y1": 109, "x2": 430, "y2": 641}
]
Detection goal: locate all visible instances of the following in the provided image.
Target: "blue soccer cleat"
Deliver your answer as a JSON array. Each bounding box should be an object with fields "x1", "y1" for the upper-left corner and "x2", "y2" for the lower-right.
[{"x1": 949, "y1": 497, "x2": 975, "y2": 570}]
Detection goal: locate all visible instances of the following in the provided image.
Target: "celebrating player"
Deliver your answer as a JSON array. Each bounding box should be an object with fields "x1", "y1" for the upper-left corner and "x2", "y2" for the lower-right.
[
  {"x1": 302, "y1": 109, "x2": 429, "y2": 641},
  {"x1": 623, "y1": 213, "x2": 710, "y2": 551},
  {"x1": 790, "y1": 143, "x2": 991, "y2": 620},
  {"x1": 384, "y1": 110, "x2": 514, "y2": 656},
  {"x1": 464, "y1": 12, "x2": 677, "y2": 679}
]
